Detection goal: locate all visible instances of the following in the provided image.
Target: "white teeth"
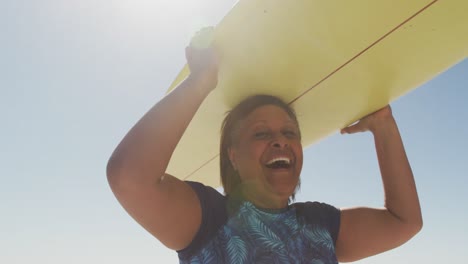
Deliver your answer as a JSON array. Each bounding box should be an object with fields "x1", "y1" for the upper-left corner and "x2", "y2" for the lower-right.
[{"x1": 266, "y1": 157, "x2": 291, "y2": 165}]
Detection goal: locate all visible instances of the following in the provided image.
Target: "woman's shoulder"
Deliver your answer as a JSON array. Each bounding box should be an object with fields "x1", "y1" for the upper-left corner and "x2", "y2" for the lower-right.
[
  {"x1": 292, "y1": 201, "x2": 341, "y2": 244},
  {"x1": 293, "y1": 201, "x2": 340, "y2": 212},
  {"x1": 185, "y1": 181, "x2": 225, "y2": 200},
  {"x1": 292, "y1": 201, "x2": 340, "y2": 222},
  {"x1": 178, "y1": 181, "x2": 228, "y2": 259},
  {"x1": 185, "y1": 181, "x2": 227, "y2": 220}
]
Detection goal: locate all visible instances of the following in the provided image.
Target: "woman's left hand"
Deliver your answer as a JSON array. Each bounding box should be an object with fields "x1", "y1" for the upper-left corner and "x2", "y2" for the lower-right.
[{"x1": 340, "y1": 105, "x2": 393, "y2": 134}]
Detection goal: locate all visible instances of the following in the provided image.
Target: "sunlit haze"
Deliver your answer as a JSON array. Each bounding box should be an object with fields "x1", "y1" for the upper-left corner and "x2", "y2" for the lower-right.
[{"x1": 1, "y1": 1, "x2": 466, "y2": 263}]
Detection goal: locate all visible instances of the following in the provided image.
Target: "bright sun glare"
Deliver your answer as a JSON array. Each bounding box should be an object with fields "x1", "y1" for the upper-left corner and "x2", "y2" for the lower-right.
[{"x1": 118, "y1": 0, "x2": 211, "y2": 35}]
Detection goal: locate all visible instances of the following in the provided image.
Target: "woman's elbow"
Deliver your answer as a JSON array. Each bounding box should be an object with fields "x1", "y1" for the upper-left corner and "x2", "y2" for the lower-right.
[
  {"x1": 412, "y1": 217, "x2": 423, "y2": 236},
  {"x1": 405, "y1": 216, "x2": 423, "y2": 240},
  {"x1": 106, "y1": 154, "x2": 126, "y2": 187}
]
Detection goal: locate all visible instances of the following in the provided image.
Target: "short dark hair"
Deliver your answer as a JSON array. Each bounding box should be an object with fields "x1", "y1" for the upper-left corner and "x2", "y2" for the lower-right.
[{"x1": 219, "y1": 94, "x2": 301, "y2": 201}]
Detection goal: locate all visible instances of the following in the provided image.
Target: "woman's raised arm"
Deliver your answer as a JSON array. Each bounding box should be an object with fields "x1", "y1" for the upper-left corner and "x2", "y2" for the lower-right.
[
  {"x1": 106, "y1": 45, "x2": 218, "y2": 250},
  {"x1": 336, "y1": 106, "x2": 423, "y2": 262}
]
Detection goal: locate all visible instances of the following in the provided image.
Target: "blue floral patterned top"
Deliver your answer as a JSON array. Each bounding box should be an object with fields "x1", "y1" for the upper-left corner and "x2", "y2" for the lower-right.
[{"x1": 177, "y1": 182, "x2": 341, "y2": 264}]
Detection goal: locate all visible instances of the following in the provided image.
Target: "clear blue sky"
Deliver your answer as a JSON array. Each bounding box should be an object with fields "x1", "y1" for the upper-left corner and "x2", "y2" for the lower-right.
[{"x1": 1, "y1": 1, "x2": 466, "y2": 263}]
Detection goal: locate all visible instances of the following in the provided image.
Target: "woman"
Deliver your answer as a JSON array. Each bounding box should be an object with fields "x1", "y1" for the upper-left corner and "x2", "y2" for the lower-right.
[{"x1": 106, "y1": 43, "x2": 422, "y2": 263}]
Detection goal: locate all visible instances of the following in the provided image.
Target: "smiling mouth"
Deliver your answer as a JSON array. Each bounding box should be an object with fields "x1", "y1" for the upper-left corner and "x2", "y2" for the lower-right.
[{"x1": 265, "y1": 157, "x2": 292, "y2": 169}]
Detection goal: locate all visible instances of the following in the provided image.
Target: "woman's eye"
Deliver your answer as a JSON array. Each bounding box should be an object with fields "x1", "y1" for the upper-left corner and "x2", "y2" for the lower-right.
[
  {"x1": 254, "y1": 131, "x2": 269, "y2": 139},
  {"x1": 283, "y1": 130, "x2": 298, "y2": 138}
]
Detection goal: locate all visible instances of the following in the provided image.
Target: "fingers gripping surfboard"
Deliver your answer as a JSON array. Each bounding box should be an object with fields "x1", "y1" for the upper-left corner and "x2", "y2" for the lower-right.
[{"x1": 166, "y1": 0, "x2": 468, "y2": 187}]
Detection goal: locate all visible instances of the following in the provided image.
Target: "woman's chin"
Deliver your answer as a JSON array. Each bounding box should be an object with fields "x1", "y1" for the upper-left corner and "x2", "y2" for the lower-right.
[
  {"x1": 266, "y1": 173, "x2": 299, "y2": 194},
  {"x1": 269, "y1": 181, "x2": 298, "y2": 200}
]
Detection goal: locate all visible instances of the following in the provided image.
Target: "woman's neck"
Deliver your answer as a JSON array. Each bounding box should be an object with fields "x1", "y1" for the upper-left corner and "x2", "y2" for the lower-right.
[{"x1": 239, "y1": 184, "x2": 289, "y2": 209}]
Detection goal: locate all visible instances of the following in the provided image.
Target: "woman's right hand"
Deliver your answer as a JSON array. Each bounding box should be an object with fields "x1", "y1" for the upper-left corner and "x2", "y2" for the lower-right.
[{"x1": 185, "y1": 36, "x2": 219, "y2": 92}]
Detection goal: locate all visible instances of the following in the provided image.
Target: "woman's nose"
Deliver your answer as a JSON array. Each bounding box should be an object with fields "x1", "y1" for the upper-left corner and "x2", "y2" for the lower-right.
[{"x1": 271, "y1": 135, "x2": 288, "y2": 148}]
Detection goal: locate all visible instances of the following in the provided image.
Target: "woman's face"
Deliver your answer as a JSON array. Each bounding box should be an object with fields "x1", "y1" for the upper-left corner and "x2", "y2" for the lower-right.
[{"x1": 228, "y1": 105, "x2": 303, "y2": 206}]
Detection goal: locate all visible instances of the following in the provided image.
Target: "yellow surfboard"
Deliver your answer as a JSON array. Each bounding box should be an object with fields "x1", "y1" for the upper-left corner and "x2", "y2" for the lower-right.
[{"x1": 166, "y1": 0, "x2": 468, "y2": 187}]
